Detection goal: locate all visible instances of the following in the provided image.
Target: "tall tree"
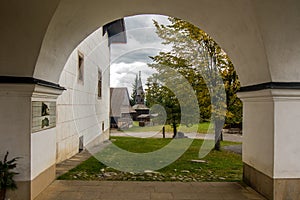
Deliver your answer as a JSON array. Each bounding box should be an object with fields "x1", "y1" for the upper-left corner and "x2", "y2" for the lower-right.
[
  {"x1": 146, "y1": 71, "x2": 198, "y2": 137},
  {"x1": 130, "y1": 74, "x2": 138, "y2": 106},
  {"x1": 146, "y1": 78, "x2": 180, "y2": 137},
  {"x1": 148, "y1": 17, "x2": 242, "y2": 150},
  {"x1": 148, "y1": 52, "x2": 211, "y2": 122}
]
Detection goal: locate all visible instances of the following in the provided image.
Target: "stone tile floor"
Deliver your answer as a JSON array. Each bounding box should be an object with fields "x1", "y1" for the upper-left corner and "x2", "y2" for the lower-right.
[{"x1": 35, "y1": 180, "x2": 266, "y2": 200}]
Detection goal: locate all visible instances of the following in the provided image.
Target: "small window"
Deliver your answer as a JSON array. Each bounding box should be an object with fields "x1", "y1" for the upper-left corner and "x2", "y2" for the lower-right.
[
  {"x1": 78, "y1": 51, "x2": 84, "y2": 83},
  {"x1": 98, "y1": 69, "x2": 102, "y2": 98},
  {"x1": 79, "y1": 136, "x2": 84, "y2": 152},
  {"x1": 102, "y1": 122, "x2": 105, "y2": 131}
]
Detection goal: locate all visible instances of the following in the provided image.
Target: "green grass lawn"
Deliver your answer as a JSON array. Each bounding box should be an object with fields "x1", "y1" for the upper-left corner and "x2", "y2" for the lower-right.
[
  {"x1": 58, "y1": 137, "x2": 242, "y2": 182},
  {"x1": 121, "y1": 122, "x2": 211, "y2": 133}
]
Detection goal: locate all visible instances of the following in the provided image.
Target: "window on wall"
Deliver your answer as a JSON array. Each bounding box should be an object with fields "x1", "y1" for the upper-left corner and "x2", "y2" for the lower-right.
[
  {"x1": 98, "y1": 69, "x2": 102, "y2": 98},
  {"x1": 78, "y1": 51, "x2": 84, "y2": 83}
]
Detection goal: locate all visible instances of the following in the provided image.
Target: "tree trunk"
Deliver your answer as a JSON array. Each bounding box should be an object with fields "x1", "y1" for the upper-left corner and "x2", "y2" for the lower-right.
[
  {"x1": 0, "y1": 189, "x2": 6, "y2": 200},
  {"x1": 172, "y1": 123, "x2": 177, "y2": 138},
  {"x1": 214, "y1": 120, "x2": 223, "y2": 151}
]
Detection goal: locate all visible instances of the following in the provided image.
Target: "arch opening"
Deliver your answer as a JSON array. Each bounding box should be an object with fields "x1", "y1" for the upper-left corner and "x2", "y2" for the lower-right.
[
  {"x1": 33, "y1": 1, "x2": 271, "y2": 87},
  {"x1": 55, "y1": 14, "x2": 243, "y2": 183},
  {"x1": 4, "y1": 1, "x2": 300, "y2": 199}
]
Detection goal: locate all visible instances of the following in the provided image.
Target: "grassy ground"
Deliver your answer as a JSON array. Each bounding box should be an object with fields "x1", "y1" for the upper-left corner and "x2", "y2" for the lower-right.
[
  {"x1": 58, "y1": 137, "x2": 242, "y2": 182},
  {"x1": 120, "y1": 122, "x2": 211, "y2": 133}
]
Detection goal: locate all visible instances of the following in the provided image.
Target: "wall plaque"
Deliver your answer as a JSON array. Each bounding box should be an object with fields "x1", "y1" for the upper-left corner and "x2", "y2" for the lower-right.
[{"x1": 32, "y1": 101, "x2": 56, "y2": 132}]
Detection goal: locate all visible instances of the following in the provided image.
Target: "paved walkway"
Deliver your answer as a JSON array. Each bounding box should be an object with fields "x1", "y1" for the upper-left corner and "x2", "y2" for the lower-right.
[
  {"x1": 110, "y1": 130, "x2": 243, "y2": 154},
  {"x1": 223, "y1": 144, "x2": 242, "y2": 155},
  {"x1": 110, "y1": 130, "x2": 243, "y2": 143},
  {"x1": 36, "y1": 180, "x2": 265, "y2": 200}
]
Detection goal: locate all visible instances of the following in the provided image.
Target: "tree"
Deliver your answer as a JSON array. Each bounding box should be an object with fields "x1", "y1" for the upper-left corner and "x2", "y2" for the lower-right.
[
  {"x1": 146, "y1": 76, "x2": 181, "y2": 137},
  {"x1": 148, "y1": 17, "x2": 242, "y2": 150},
  {"x1": 130, "y1": 74, "x2": 138, "y2": 106},
  {"x1": 148, "y1": 52, "x2": 211, "y2": 122},
  {"x1": 221, "y1": 57, "x2": 243, "y2": 127}
]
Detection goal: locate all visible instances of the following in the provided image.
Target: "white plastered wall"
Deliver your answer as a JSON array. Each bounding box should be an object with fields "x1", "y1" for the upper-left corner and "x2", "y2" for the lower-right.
[
  {"x1": 30, "y1": 85, "x2": 63, "y2": 182},
  {"x1": 273, "y1": 90, "x2": 300, "y2": 178},
  {"x1": 56, "y1": 28, "x2": 110, "y2": 163},
  {"x1": 240, "y1": 90, "x2": 275, "y2": 178},
  {"x1": 0, "y1": 85, "x2": 33, "y2": 181},
  {"x1": 31, "y1": 128, "x2": 56, "y2": 179},
  {"x1": 240, "y1": 89, "x2": 300, "y2": 179}
]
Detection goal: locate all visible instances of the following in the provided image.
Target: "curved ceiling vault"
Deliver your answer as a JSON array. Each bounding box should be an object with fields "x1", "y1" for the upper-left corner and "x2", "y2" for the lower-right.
[{"x1": 2, "y1": 0, "x2": 300, "y2": 86}]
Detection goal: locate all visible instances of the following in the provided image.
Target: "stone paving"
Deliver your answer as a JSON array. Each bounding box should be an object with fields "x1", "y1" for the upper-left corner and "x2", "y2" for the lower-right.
[{"x1": 35, "y1": 180, "x2": 266, "y2": 200}]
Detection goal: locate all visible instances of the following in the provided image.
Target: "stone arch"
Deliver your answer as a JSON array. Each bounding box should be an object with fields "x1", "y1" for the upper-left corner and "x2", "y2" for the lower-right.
[
  {"x1": 33, "y1": 0, "x2": 271, "y2": 86},
  {"x1": 2, "y1": 1, "x2": 300, "y2": 199}
]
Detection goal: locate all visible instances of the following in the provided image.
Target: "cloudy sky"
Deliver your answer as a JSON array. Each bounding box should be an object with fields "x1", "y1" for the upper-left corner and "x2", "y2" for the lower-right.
[{"x1": 110, "y1": 14, "x2": 171, "y2": 94}]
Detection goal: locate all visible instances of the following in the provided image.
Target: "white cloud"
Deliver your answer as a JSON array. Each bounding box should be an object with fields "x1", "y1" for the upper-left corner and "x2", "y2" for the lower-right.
[
  {"x1": 110, "y1": 14, "x2": 171, "y2": 94},
  {"x1": 125, "y1": 14, "x2": 170, "y2": 31},
  {"x1": 110, "y1": 15, "x2": 171, "y2": 64},
  {"x1": 110, "y1": 62, "x2": 157, "y2": 94}
]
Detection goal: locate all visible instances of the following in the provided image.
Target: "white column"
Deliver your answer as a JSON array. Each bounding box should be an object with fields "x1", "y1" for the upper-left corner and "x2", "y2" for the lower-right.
[
  {"x1": 0, "y1": 83, "x2": 63, "y2": 200},
  {"x1": 239, "y1": 89, "x2": 300, "y2": 200}
]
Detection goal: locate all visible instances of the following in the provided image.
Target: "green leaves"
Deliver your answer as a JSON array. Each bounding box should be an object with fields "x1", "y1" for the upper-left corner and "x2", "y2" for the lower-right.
[
  {"x1": 148, "y1": 17, "x2": 242, "y2": 128},
  {"x1": 130, "y1": 74, "x2": 139, "y2": 106},
  {"x1": 0, "y1": 152, "x2": 19, "y2": 190}
]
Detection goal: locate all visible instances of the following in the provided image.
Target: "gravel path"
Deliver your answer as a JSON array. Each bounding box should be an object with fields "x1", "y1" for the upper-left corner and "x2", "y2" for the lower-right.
[
  {"x1": 110, "y1": 130, "x2": 243, "y2": 143},
  {"x1": 110, "y1": 130, "x2": 243, "y2": 155}
]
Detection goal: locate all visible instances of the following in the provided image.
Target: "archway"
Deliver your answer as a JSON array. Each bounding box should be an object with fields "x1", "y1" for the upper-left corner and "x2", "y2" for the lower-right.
[
  {"x1": 33, "y1": 0, "x2": 271, "y2": 86},
  {"x1": 1, "y1": 1, "x2": 300, "y2": 200}
]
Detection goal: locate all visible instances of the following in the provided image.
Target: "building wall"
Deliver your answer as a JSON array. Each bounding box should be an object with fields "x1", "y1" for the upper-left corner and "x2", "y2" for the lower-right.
[
  {"x1": 273, "y1": 95, "x2": 300, "y2": 178},
  {"x1": 239, "y1": 89, "x2": 300, "y2": 199},
  {"x1": 0, "y1": 84, "x2": 63, "y2": 200},
  {"x1": 56, "y1": 28, "x2": 110, "y2": 163},
  {"x1": 241, "y1": 92, "x2": 274, "y2": 178}
]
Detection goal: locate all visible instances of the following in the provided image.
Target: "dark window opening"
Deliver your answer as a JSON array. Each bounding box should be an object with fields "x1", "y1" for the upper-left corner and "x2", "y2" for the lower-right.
[
  {"x1": 78, "y1": 51, "x2": 84, "y2": 83},
  {"x1": 79, "y1": 136, "x2": 84, "y2": 152},
  {"x1": 98, "y1": 69, "x2": 102, "y2": 98}
]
